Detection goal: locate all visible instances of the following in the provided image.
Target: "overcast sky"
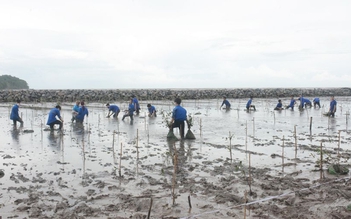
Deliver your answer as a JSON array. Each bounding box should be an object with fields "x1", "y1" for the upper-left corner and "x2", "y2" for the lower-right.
[{"x1": 0, "y1": 1, "x2": 350, "y2": 89}]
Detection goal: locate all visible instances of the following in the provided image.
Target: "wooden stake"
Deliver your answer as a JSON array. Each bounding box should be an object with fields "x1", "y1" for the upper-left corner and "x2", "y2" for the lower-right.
[
  {"x1": 249, "y1": 153, "x2": 251, "y2": 185},
  {"x1": 320, "y1": 142, "x2": 323, "y2": 180},
  {"x1": 229, "y1": 131, "x2": 232, "y2": 162},
  {"x1": 147, "y1": 198, "x2": 153, "y2": 219},
  {"x1": 245, "y1": 121, "x2": 248, "y2": 152},
  {"x1": 119, "y1": 143, "x2": 123, "y2": 177},
  {"x1": 188, "y1": 195, "x2": 192, "y2": 209},
  {"x1": 252, "y1": 117, "x2": 255, "y2": 137},
  {"x1": 294, "y1": 125, "x2": 297, "y2": 156},
  {"x1": 172, "y1": 147, "x2": 178, "y2": 205},
  {"x1": 244, "y1": 191, "x2": 247, "y2": 219},
  {"x1": 309, "y1": 117, "x2": 313, "y2": 132},
  {"x1": 338, "y1": 130, "x2": 341, "y2": 165},
  {"x1": 200, "y1": 118, "x2": 202, "y2": 137},
  {"x1": 136, "y1": 129, "x2": 139, "y2": 160},
  {"x1": 282, "y1": 136, "x2": 285, "y2": 173},
  {"x1": 112, "y1": 131, "x2": 115, "y2": 151}
]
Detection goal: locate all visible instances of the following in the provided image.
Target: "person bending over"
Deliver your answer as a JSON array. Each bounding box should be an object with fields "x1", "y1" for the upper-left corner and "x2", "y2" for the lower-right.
[
  {"x1": 246, "y1": 96, "x2": 256, "y2": 111},
  {"x1": 106, "y1": 103, "x2": 120, "y2": 118},
  {"x1": 170, "y1": 98, "x2": 188, "y2": 139},
  {"x1": 47, "y1": 105, "x2": 64, "y2": 131},
  {"x1": 147, "y1": 104, "x2": 157, "y2": 117},
  {"x1": 220, "y1": 96, "x2": 231, "y2": 110}
]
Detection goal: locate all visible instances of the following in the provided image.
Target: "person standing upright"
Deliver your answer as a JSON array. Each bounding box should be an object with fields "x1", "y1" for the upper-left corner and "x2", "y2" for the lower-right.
[
  {"x1": 76, "y1": 101, "x2": 89, "y2": 123},
  {"x1": 131, "y1": 95, "x2": 140, "y2": 115},
  {"x1": 71, "y1": 100, "x2": 80, "y2": 122},
  {"x1": 326, "y1": 96, "x2": 337, "y2": 117},
  {"x1": 10, "y1": 99, "x2": 23, "y2": 128},
  {"x1": 286, "y1": 96, "x2": 296, "y2": 110},
  {"x1": 122, "y1": 99, "x2": 135, "y2": 121}
]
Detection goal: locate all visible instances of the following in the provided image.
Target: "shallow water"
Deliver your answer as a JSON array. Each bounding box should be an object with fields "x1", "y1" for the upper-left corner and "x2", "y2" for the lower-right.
[{"x1": 0, "y1": 96, "x2": 350, "y2": 218}]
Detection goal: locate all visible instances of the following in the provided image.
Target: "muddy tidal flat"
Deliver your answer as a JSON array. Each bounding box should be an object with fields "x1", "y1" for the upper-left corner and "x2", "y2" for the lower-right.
[{"x1": 1, "y1": 97, "x2": 351, "y2": 219}]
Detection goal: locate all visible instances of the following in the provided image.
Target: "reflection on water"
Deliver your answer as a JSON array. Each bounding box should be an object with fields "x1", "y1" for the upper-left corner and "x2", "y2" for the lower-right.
[{"x1": 10, "y1": 129, "x2": 20, "y2": 143}]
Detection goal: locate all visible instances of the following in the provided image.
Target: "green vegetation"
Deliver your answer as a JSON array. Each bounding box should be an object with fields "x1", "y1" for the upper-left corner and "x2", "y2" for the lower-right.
[{"x1": 0, "y1": 75, "x2": 29, "y2": 89}]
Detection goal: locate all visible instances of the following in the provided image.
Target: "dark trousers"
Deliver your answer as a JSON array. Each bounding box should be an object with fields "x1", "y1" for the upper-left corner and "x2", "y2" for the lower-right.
[
  {"x1": 246, "y1": 105, "x2": 256, "y2": 111},
  {"x1": 122, "y1": 112, "x2": 134, "y2": 121},
  {"x1": 172, "y1": 120, "x2": 185, "y2": 139},
  {"x1": 48, "y1": 120, "x2": 63, "y2": 130},
  {"x1": 12, "y1": 118, "x2": 23, "y2": 127},
  {"x1": 314, "y1": 102, "x2": 321, "y2": 108},
  {"x1": 326, "y1": 112, "x2": 335, "y2": 117},
  {"x1": 113, "y1": 110, "x2": 120, "y2": 118},
  {"x1": 286, "y1": 105, "x2": 294, "y2": 110}
]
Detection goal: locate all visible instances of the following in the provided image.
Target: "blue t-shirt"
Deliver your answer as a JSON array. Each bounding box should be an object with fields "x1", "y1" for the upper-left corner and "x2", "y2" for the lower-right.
[
  {"x1": 246, "y1": 99, "x2": 252, "y2": 108},
  {"x1": 109, "y1": 105, "x2": 120, "y2": 113},
  {"x1": 148, "y1": 105, "x2": 156, "y2": 114},
  {"x1": 132, "y1": 97, "x2": 140, "y2": 109},
  {"x1": 330, "y1": 100, "x2": 337, "y2": 112},
  {"x1": 313, "y1": 98, "x2": 320, "y2": 103},
  {"x1": 221, "y1": 100, "x2": 231, "y2": 108},
  {"x1": 276, "y1": 102, "x2": 282, "y2": 108},
  {"x1": 172, "y1": 105, "x2": 187, "y2": 121},
  {"x1": 72, "y1": 104, "x2": 80, "y2": 112},
  {"x1": 289, "y1": 99, "x2": 296, "y2": 107},
  {"x1": 128, "y1": 103, "x2": 135, "y2": 114},
  {"x1": 10, "y1": 104, "x2": 20, "y2": 120},
  {"x1": 76, "y1": 106, "x2": 89, "y2": 121},
  {"x1": 47, "y1": 108, "x2": 61, "y2": 125},
  {"x1": 304, "y1": 99, "x2": 311, "y2": 104}
]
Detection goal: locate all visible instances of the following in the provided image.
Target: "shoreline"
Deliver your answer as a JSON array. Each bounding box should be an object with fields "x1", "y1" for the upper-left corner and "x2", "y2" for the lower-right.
[{"x1": 0, "y1": 87, "x2": 350, "y2": 102}]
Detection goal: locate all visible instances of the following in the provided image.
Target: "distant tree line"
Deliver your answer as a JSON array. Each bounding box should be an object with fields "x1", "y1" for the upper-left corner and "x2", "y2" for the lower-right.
[{"x1": 0, "y1": 75, "x2": 29, "y2": 89}]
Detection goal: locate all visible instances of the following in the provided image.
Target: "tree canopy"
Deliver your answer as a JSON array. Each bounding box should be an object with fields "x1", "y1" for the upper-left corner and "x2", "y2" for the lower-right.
[{"x1": 0, "y1": 75, "x2": 29, "y2": 89}]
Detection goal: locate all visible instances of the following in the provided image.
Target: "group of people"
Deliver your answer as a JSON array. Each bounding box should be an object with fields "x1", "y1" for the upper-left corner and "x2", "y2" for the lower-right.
[
  {"x1": 10, "y1": 94, "x2": 338, "y2": 133},
  {"x1": 105, "y1": 95, "x2": 157, "y2": 121},
  {"x1": 220, "y1": 95, "x2": 338, "y2": 117}
]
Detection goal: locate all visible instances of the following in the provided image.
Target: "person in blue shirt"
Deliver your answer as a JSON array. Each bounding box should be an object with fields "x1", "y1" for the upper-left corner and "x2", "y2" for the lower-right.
[
  {"x1": 47, "y1": 105, "x2": 64, "y2": 131},
  {"x1": 298, "y1": 96, "x2": 312, "y2": 109},
  {"x1": 76, "y1": 101, "x2": 88, "y2": 123},
  {"x1": 326, "y1": 96, "x2": 337, "y2": 117},
  {"x1": 304, "y1": 98, "x2": 312, "y2": 108},
  {"x1": 147, "y1": 104, "x2": 157, "y2": 117},
  {"x1": 220, "y1": 96, "x2": 231, "y2": 110},
  {"x1": 286, "y1": 96, "x2": 296, "y2": 110},
  {"x1": 122, "y1": 99, "x2": 135, "y2": 121},
  {"x1": 71, "y1": 100, "x2": 80, "y2": 122},
  {"x1": 313, "y1": 97, "x2": 321, "y2": 109},
  {"x1": 246, "y1": 96, "x2": 256, "y2": 111},
  {"x1": 170, "y1": 98, "x2": 188, "y2": 139},
  {"x1": 131, "y1": 95, "x2": 140, "y2": 115},
  {"x1": 10, "y1": 99, "x2": 23, "y2": 128},
  {"x1": 106, "y1": 103, "x2": 120, "y2": 118},
  {"x1": 274, "y1": 99, "x2": 284, "y2": 110}
]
